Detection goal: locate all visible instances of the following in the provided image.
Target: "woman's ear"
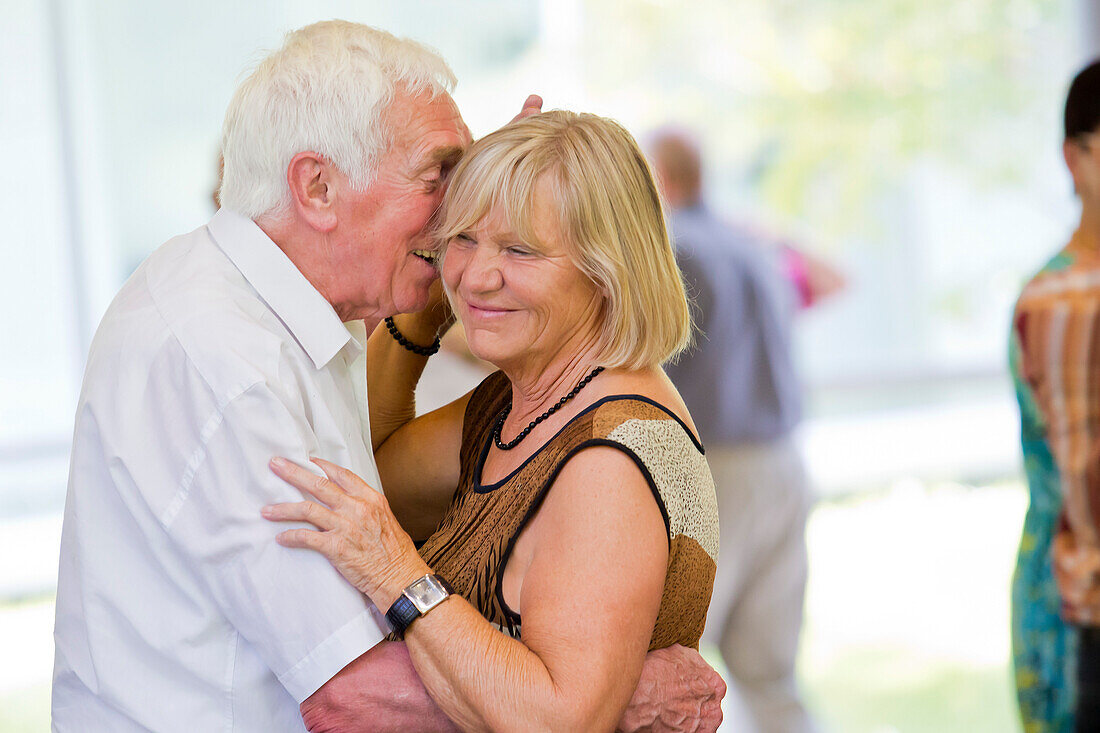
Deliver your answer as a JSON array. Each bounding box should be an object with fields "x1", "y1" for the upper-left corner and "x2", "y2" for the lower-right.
[{"x1": 286, "y1": 151, "x2": 338, "y2": 232}]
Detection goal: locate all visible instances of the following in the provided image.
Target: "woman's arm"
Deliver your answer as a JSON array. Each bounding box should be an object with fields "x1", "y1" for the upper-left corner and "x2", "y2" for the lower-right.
[
  {"x1": 364, "y1": 283, "x2": 466, "y2": 537},
  {"x1": 266, "y1": 449, "x2": 669, "y2": 732},
  {"x1": 365, "y1": 285, "x2": 451, "y2": 452},
  {"x1": 400, "y1": 446, "x2": 669, "y2": 731},
  {"x1": 375, "y1": 394, "x2": 469, "y2": 540}
]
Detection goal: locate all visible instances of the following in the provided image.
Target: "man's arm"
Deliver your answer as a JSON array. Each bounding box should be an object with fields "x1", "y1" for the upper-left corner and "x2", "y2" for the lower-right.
[
  {"x1": 301, "y1": 638, "x2": 724, "y2": 733},
  {"x1": 166, "y1": 383, "x2": 390, "y2": 702},
  {"x1": 301, "y1": 643, "x2": 458, "y2": 733}
]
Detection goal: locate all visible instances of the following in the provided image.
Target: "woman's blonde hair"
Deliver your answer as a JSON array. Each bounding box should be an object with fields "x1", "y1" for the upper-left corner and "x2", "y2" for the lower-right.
[{"x1": 436, "y1": 111, "x2": 691, "y2": 370}]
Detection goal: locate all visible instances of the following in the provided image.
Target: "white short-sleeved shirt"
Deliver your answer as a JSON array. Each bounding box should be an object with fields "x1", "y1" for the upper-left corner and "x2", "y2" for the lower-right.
[{"x1": 52, "y1": 209, "x2": 389, "y2": 732}]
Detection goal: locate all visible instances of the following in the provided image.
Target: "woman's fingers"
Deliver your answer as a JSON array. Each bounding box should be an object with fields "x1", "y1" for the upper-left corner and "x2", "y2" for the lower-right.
[
  {"x1": 261, "y1": 500, "x2": 339, "y2": 530},
  {"x1": 274, "y1": 527, "x2": 334, "y2": 555},
  {"x1": 264, "y1": 455, "x2": 425, "y2": 603},
  {"x1": 270, "y1": 456, "x2": 346, "y2": 508},
  {"x1": 510, "y1": 94, "x2": 543, "y2": 123},
  {"x1": 311, "y1": 457, "x2": 380, "y2": 501}
]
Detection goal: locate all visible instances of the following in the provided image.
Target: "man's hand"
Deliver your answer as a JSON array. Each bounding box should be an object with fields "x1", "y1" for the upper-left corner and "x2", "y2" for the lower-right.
[{"x1": 617, "y1": 645, "x2": 726, "y2": 733}]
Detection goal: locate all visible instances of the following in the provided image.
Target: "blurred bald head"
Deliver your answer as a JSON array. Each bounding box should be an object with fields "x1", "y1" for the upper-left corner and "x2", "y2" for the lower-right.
[{"x1": 648, "y1": 128, "x2": 703, "y2": 209}]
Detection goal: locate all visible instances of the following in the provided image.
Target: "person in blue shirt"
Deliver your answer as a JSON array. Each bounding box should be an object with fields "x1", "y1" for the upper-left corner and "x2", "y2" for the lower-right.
[{"x1": 650, "y1": 129, "x2": 820, "y2": 733}]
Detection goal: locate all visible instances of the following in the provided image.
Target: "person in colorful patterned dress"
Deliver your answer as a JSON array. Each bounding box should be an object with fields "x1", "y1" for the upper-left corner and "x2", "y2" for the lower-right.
[{"x1": 1012, "y1": 58, "x2": 1100, "y2": 733}]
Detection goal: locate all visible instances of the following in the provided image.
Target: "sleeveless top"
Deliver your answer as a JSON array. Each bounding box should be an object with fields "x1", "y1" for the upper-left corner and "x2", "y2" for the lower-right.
[{"x1": 416, "y1": 371, "x2": 720, "y2": 650}]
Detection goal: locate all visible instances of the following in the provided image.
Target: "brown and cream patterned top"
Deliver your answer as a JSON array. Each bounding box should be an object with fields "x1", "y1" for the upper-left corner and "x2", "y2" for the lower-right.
[{"x1": 417, "y1": 371, "x2": 719, "y2": 650}]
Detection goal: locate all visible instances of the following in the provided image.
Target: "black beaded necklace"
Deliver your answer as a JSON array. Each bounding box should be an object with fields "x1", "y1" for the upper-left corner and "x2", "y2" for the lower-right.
[{"x1": 491, "y1": 366, "x2": 605, "y2": 451}]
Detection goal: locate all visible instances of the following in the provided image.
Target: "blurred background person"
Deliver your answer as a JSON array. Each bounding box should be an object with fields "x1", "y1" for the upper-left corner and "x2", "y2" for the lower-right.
[
  {"x1": 1010, "y1": 58, "x2": 1100, "y2": 733},
  {"x1": 649, "y1": 128, "x2": 840, "y2": 733}
]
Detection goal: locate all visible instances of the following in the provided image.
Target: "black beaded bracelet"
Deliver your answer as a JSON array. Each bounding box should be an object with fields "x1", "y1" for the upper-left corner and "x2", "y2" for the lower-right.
[{"x1": 384, "y1": 316, "x2": 441, "y2": 356}]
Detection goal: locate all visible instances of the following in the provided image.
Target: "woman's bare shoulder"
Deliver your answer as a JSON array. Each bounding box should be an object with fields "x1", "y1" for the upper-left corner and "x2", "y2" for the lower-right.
[
  {"x1": 585, "y1": 367, "x2": 701, "y2": 442},
  {"x1": 536, "y1": 443, "x2": 668, "y2": 548}
]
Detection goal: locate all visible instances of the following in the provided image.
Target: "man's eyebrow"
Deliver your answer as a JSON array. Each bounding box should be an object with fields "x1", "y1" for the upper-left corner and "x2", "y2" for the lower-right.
[{"x1": 425, "y1": 145, "x2": 465, "y2": 168}]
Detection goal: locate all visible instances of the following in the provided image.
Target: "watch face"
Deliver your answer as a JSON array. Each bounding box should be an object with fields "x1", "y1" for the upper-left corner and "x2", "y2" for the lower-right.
[{"x1": 406, "y1": 575, "x2": 447, "y2": 613}]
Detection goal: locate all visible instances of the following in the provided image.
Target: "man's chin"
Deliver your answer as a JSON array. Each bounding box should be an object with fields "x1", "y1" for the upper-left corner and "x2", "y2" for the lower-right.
[{"x1": 393, "y1": 286, "x2": 433, "y2": 315}]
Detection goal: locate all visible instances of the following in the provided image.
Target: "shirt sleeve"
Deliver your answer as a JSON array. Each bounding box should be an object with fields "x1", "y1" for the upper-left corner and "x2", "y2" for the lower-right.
[{"x1": 163, "y1": 381, "x2": 388, "y2": 702}]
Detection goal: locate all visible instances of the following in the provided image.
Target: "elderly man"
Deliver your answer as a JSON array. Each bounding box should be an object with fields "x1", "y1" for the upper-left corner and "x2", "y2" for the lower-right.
[{"x1": 51, "y1": 21, "x2": 723, "y2": 732}]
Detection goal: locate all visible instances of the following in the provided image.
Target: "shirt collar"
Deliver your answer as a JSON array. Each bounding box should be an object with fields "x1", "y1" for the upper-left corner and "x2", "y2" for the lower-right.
[{"x1": 207, "y1": 208, "x2": 363, "y2": 369}]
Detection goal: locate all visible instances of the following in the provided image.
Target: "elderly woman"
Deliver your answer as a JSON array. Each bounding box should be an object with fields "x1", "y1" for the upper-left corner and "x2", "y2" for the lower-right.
[{"x1": 263, "y1": 111, "x2": 720, "y2": 731}]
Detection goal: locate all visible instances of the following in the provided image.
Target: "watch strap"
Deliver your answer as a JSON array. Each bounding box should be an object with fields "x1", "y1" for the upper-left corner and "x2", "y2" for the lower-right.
[
  {"x1": 385, "y1": 593, "x2": 421, "y2": 637},
  {"x1": 385, "y1": 574, "x2": 454, "y2": 637}
]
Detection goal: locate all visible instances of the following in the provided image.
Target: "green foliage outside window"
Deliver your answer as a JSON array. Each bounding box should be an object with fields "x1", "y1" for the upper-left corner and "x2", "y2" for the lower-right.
[{"x1": 582, "y1": 0, "x2": 1067, "y2": 244}]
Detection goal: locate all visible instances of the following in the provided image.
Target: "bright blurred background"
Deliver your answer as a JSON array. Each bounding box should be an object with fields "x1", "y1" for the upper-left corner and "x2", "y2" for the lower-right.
[{"x1": 2, "y1": 0, "x2": 1096, "y2": 730}]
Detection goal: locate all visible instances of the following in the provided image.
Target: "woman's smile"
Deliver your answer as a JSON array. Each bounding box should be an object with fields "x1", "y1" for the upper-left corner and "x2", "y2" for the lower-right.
[{"x1": 462, "y1": 299, "x2": 515, "y2": 321}]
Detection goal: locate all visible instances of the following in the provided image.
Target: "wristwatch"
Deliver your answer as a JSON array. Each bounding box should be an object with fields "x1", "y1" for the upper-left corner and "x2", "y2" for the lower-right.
[{"x1": 385, "y1": 574, "x2": 454, "y2": 637}]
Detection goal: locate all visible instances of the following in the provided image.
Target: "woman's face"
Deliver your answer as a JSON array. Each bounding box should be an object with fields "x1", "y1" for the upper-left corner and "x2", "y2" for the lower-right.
[{"x1": 441, "y1": 180, "x2": 605, "y2": 375}]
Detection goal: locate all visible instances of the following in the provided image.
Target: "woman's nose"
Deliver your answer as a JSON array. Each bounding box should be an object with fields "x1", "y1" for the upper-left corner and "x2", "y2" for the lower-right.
[{"x1": 463, "y1": 244, "x2": 504, "y2": 292}]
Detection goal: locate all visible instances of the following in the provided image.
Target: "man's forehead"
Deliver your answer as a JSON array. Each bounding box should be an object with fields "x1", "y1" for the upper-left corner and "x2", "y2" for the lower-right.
[
  {"x1": 390, "y1": 92, "x2": 471, "y2": 163},
  {"x1": 388, "y1": 89, "x2": 466, "y2": 132}
]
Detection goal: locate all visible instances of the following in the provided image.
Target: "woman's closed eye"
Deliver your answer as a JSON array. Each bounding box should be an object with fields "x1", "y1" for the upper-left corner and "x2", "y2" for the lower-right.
[{"x1": 505, "y1": 243, "x2": 536, "y2": 257}]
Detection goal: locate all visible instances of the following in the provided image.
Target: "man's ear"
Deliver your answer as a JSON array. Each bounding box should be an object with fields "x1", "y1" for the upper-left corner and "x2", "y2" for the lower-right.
[{"x1": 287, "y1": 151, "x2": 338, "y2": 232}]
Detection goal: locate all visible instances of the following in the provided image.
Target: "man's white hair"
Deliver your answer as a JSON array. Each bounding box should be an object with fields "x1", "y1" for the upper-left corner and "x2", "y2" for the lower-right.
[{"x1": 218, "y1": 20, "x2": 456, "y2": 219}]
